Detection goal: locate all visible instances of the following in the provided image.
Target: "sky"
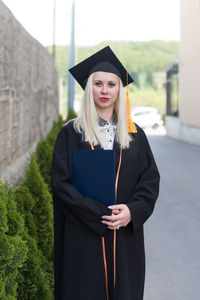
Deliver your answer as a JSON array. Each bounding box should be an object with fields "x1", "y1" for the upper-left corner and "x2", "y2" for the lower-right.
[{"x1": 2, "y1": 0, "x2": 180, "y2": 47}]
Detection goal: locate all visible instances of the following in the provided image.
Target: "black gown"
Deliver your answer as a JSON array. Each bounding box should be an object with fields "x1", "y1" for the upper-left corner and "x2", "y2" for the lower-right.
[{"x1": 51, "y1": 119, "x2": 160, "y2": 300}]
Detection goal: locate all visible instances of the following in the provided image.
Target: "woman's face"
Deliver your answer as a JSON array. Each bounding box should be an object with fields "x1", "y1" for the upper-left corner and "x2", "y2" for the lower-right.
[{"x1": 92, "y1": 71, "x2": 120, "y2": 112}]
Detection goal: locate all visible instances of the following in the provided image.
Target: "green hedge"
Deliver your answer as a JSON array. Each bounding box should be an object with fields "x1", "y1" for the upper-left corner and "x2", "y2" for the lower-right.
[
  {"x1": 0, "y1": 183, "x2": 27, "y2": 299},
  {"x1": 14, "y1": 184, "x2": 52, "y2": 300},
  {"x1": 36, "y1": 110, "x2": 77, "y2": 189},
  {"x1": 0, "y1": 111, "x2": 77, "y2": 299}
]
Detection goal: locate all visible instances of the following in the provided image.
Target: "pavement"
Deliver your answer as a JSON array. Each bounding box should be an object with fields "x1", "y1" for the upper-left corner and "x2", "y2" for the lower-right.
[{"x1": 142, "y1": 127, "x2": 200, "y2": 300}]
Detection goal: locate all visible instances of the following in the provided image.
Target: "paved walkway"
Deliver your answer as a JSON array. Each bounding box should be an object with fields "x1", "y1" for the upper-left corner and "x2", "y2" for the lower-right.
[{"x1": 143, "y1": 131, "x2": 200, "y2": 300}]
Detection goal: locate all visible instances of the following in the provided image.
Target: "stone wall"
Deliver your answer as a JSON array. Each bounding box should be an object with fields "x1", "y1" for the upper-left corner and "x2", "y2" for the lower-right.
[{"x1": 0, "y1": 1, "x2": 59, "y2": 186}]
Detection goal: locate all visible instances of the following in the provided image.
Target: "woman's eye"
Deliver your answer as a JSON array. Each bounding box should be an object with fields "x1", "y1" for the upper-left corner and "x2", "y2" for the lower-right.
[
  {"x1": 94, "y1": 82, "x2": 116, "y2": 87},
  {"x1": 108, "y1": 83, "x2": 116, "y2": 87}
]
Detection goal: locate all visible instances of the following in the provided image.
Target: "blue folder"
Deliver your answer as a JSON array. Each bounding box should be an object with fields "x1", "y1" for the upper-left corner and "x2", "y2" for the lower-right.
[{"x1": 72, "y1": 149, "x2": 116, "y2": 206}]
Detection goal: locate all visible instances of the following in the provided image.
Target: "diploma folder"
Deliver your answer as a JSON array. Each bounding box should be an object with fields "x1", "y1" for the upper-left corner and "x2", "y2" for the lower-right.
[{"x1": 72, "y1": 149, "x2": 115, "y2": 206}]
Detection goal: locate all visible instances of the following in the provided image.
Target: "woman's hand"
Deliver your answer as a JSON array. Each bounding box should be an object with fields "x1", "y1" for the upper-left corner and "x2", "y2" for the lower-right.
[{"x1": 101, "y1": 204, "x2": 131, "y2": 230}]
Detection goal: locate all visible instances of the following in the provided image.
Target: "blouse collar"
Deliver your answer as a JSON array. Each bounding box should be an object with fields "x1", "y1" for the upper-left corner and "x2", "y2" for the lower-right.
[{"x1": 97, "y1": 114, "x2": 117, "y2": 127}]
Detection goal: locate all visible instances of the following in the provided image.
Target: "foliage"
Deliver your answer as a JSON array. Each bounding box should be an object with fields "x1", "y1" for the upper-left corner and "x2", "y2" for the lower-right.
[
  {"x1": 36, "y1": 112, "x2": 77, "y2": 189},
  {"x1": 130, "y1": 86, "x2": 166, "y2": 114},
  {"x1": 46, "y1": 115, "x2": 63, "y2": 147},
  {"x1": 47, "y1": 41, "x2": 178, "y2": 112},
  {"x1": 64, "y1": 109, "x2": 77, "y2": 123},
  {"x1": 47, "y1": 40, "x2": 179, "y2": 90},
  {"x1": 14, "y1": 185, "x2": 52, "y2": 300},
  {"x1": 0, "y1": 112, "x2": 76, "y2": 299},
  {"x1": 23, "y1": 155, "x2": 53, "y2": 261},
  {"x1": 36, "y1": 115, "x2": 64, "y2": 189},
  {"x1": 146, "y1": 72, "x2": 155, "y2": 87},
  {"x1": 35, "y1": 139, "x2": 52, "y2": 190},
  {"x1": 14, "y1": 185, "x2": 37, "y2": 240},
  {"x1": 161, "y1": 113, "x2": 166, "y2": 125},
  {"x1": 0, "y1": 182, "x2": 28, "y2": 300},
  {"x1": 16, "y1": 232, "x2": 52, "y2": 300},
  {"x1": 22, "y1": 154, "x2": 54, "y2": 296}
]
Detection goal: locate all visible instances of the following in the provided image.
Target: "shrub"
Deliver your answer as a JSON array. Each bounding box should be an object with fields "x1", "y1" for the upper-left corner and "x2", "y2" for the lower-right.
[
  {"x1": 14, "y1": 184, "x2": 37, "y2": 239},
  {"x1": 14, "y1": 180, "x2": 53, "y2": 299},
  {"x1": 23, "y1": 155, "x2": 53, "y2": 261},
  {"x1": 0, "y1": 113, "x2": 76, "y2": 299},
  {"x1": 0, "y1": 182, "x2": 28, "y2": 300},
  {"x1": 36, "y1": 112, "x2": 77, "y2": 189},
  {"x1": 46, "y1": 115, "x2": 63, "y2": 147},
  {"x1": 64, "y1": 109, "x2": 77, "y2": 123},
  {"x1": 16, "y1": 232, "x2": 51, "y2": 300},
  {"x1": 36, "y1": 115, "x2": 64, "y2": 189},
  {"x1": 22, "y1": 155, "x2": 54, "y2": 295},
  {"x1": 35, "y1": 139, "x2": 53, "y2": 189}
]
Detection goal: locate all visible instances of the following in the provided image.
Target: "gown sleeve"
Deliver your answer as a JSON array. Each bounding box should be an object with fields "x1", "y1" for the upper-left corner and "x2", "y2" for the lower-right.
[
  {"x1": 126, "y1": 128, "x2": 160, "y2": 231},
  {"x1": 51, "y1": 126, "x2": 111, "y2": 236}
]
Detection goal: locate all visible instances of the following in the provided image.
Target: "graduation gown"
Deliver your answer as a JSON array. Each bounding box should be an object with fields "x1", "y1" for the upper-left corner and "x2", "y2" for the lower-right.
[{"x1": 51, "y1": 119, "x2": 160, "y2": 300}]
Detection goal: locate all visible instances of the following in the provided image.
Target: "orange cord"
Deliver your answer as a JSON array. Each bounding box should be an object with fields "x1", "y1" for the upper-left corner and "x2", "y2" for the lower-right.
[
  {"x1": 101, "y1": 237, "x2": 109, "y2": 300},
  {"x1": 90, "y1": 144, "x2": 122, "y2": 300},
  {"x1": 115, "y1": 148, "x2": 122, "y2": 200},
  {"x1": 113, "y1": 147, "x2": 122, "y2": 293}
]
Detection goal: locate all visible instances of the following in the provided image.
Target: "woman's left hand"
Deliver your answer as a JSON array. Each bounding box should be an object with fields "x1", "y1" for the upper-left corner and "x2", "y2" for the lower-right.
[{"x1": 101, "y1": 204, "x2": 132, "y2": 230}]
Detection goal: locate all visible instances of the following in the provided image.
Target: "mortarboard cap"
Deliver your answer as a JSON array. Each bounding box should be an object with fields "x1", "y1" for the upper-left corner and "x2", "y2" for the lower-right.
[{"x1": 69, "y1": 46, "x2": 134, "y2": 90}]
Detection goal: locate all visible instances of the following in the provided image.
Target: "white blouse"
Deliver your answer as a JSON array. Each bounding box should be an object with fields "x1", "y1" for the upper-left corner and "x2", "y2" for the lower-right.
[{"x1": 97, "y1": 116, "x2": 117, "y2": 150}]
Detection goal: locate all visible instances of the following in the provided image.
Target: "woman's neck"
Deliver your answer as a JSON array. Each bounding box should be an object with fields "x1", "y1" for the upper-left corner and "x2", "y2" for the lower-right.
[{"x1": 96, "y1": 107, "x2": 114, "y2": 122}]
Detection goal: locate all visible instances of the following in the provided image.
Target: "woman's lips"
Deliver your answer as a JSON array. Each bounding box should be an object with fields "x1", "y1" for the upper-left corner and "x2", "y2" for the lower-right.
[{"x1": 100, "y1": 97, "x2": 109, "y2": 102}]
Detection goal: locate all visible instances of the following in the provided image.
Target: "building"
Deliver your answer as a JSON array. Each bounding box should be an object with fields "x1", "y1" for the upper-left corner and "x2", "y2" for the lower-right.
[{"x1": 166, "y1": 0, "x2": 200, "y2": 145}]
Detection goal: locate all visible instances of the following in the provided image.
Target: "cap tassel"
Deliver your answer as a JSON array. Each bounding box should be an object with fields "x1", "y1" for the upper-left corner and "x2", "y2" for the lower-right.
[{"x1": 126, "y1": 90, "x2": 137, "y2": 133}]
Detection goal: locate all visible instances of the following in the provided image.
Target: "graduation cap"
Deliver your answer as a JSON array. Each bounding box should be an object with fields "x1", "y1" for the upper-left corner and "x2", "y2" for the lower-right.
[
  {"x1": 69, "y1": 46, "x2": 137, "y2": 133},
  {"x1": 69, "y1": 46, "x2": 133, "y2": 89}
]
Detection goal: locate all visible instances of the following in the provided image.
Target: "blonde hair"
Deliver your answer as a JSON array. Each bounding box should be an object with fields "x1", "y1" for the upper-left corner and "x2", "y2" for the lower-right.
[{"x1": 73, "y1": 73, "x2": 132, "y2": 149}]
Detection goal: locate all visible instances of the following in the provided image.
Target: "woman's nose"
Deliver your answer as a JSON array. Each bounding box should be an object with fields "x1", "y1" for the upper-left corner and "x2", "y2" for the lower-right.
[{"x1": 101, "y1": 84, "x2": 108, "y2": 94}]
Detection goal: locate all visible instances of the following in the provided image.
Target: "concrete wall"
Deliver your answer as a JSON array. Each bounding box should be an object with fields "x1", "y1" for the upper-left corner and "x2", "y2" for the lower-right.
[
  {"x1": 166, "y1": 116, "x2": 200, "y2": 145},
  {"x1": 0, "y1": 1, "x2": 59, "y2": 186},
  {"x1": 179, "y1": 0, "x2": 200, "y2": 128}
]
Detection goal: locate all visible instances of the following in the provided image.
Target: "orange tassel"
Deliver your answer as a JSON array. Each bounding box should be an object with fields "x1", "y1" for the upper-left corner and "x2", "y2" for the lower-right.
[{"x1": 126, "y1": 90, "x2": 137, "y2": 133}]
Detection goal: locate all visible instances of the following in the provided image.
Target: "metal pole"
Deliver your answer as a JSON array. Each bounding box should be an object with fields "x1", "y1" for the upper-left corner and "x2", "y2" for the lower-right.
[
  {"x1": 166, "y1": 71, "x2": 172, "y2": 116},
  {"x1": 68, "y1": 0, "x2": 75, "y2": 112},
  {"x1": 53, "y1": 0, "x2": 56, "y2": 59}
]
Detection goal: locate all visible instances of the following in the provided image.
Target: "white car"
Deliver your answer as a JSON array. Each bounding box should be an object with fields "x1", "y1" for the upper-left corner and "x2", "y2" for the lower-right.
[{"x1": 131, "y1": 106, "x2": 163, "y2": 129}]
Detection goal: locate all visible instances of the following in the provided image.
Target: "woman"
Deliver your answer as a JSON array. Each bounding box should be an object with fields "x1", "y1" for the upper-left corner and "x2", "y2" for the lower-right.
[{"x1": 51, "y1": 46, "x2": 160, "y2": 300}]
